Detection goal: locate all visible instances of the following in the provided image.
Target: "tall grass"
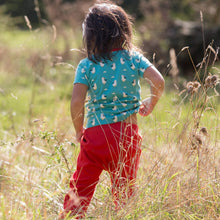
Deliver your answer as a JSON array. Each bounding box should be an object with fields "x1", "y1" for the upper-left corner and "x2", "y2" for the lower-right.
[{"x1": 0, "y1": 22, "x2": 220, "y2": 220}]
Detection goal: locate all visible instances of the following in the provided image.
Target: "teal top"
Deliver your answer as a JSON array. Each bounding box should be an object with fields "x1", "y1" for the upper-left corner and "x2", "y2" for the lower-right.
[{"x1": 74, "y1": 50, "x2": 152, "y2": 128}]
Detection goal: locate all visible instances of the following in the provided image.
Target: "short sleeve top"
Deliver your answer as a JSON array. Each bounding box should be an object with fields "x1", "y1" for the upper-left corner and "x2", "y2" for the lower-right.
[{"x1": 74, "y1": 50, "x2": 152, "y2": 128}]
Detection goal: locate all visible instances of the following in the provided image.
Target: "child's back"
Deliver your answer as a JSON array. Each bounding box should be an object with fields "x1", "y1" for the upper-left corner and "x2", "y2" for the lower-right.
[{"x1": 75, "y1": 49, "x2": 152, "y2": 128}]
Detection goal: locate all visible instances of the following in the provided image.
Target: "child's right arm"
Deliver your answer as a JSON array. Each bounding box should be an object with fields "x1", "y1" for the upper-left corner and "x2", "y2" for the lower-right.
[
  {"x1": 139, "y1": 66, "x2": 165, "y2": 116},
  {"x1": 70, "y1": 83, "x2": 88, "y2": 142}
]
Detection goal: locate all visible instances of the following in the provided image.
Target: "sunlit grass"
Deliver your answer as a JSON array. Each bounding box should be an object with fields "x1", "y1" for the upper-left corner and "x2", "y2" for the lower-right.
[{"x1": 0, "y1": 26, "x2": 219, "y2": 220}]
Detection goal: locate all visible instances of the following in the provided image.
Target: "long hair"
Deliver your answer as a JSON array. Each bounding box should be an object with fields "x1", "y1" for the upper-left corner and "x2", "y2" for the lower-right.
[{"x1": 82, "y1": 2, "x2": 134, "y2": 62}]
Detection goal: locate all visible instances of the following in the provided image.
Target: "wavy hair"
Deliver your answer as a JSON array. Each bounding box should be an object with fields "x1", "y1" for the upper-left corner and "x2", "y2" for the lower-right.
[{"x1": 82, "y1": 2, "x2": 134, "y2": 62}]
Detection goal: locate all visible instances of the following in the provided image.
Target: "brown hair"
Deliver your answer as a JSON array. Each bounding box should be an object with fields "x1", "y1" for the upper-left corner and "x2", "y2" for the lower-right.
[{"x1": 82, "y1": 2, "x2": 134, "y2": 62}]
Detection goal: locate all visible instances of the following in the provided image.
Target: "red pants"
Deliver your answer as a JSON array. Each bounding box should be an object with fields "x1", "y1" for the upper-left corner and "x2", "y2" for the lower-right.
[{"x1": 63, "y1": 122, "x2": 142, "y2": 218}]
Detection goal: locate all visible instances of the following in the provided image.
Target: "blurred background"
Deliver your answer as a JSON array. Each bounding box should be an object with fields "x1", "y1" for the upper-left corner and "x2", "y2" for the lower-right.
[{"x1": 0, "y1": 0, "x2": 220, "y2": 76}]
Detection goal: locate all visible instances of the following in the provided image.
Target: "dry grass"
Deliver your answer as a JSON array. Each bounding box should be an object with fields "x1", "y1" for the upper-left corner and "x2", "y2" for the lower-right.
[{"x1": 0, "y1": 20, "x2": 220, "y2": 220}]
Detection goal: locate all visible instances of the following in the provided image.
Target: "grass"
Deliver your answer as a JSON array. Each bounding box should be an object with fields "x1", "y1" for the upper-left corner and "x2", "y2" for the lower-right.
[{"x1": 0, "y1": 25, "x2": 220, "y2": 220}]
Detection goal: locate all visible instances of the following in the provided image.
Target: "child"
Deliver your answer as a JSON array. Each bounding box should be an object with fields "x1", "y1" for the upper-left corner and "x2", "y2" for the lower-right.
[{"x1": 60, "y1": 2, "x2": 164, "y2": 219}]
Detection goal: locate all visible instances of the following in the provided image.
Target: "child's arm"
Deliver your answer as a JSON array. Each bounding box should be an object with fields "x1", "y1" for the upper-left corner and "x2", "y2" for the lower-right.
[
  {"x1": 70, "y1": 83, "x2": 88, "y2": 142},
  {"x1": 139, "y1": 66, "x2": 165, "y2": 116}
]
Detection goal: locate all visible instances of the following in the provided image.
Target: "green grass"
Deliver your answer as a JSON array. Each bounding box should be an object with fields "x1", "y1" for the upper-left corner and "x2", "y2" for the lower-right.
[{"x1": 0, "y1": 27, "x2": 220, "y2": 220}]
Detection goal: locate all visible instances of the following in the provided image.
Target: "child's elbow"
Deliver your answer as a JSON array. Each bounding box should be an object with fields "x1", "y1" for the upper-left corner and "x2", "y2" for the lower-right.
[
  {"x1": 157, "y1": 76, "x2": 165, "y2": 93},
  {"x1": 160, "y1": 77, "x2": 165, "y2": 91}
]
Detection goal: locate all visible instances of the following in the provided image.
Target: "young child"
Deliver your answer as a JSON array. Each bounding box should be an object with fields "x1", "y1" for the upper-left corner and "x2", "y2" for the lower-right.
[{"x1": 60, "y1": 2, "x2": 164, "y2": 219}]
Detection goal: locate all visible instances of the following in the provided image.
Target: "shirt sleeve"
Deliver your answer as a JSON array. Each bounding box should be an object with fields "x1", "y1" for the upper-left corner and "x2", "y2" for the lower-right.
[
  {"x1": 74, "y1": 59, "x2": 89, "y2": 86},
  {"x1": 138, "y1": 53, "x2": 153, "y2": 78}
]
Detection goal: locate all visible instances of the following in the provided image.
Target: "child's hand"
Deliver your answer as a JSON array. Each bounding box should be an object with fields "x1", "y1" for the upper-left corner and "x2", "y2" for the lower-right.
[
  {"x1": 139, "y1": 98, "x2": 154, "y2": 116},
  {"x1": 75, "y1": 127, "x2": 85, "y2": 142}
]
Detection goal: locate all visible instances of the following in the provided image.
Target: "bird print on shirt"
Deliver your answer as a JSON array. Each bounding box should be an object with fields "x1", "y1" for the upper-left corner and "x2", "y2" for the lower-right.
[
  {"x1": 102, "y1": 77, "x2": 107, "y2": 85},
  {"x1": 121, "y1": 75, "x2": 126, "y2": 82},
  {"x1": 102, "y1": 94, "x2": 107, "y2": 100},
  {"x1": 133, "y1": 96, "x2": 138, "y2": 101},
  {"x1": 113, "y1": 80, "x2": 117, "y2": 87},
  {"x1": 140, "y1": 68, "x2": 145, "y2": 73},
  {"x1": 101, "y1": 113, "x2": 105, "y2": 120},
  {"x1": 131, "y1": 63, "x2": 135, "y2": 70},
  {"x1": 120, "y1": 58, "x2": 125, "y2": 64},
  {"x1": 91, "y1": 119, "x2": 95, "y2": 126},
  {"x1": 123, "y1": 92, "x2": 128, "y2": 98},
  {"x1": 111, "y1": 63, "x2": 116, "y2": 70},
  {"x1": 112, "y1": 106, "x2": 117, "y2": 110},
  {"x1": 113, "y1": 96, "x2": 118, "y2": 101},
  {"x1": 93, "y1": 83, "x2": 97, "y2": 90},
  {"x1": 100, "y1": 61, "x2": 104, "y2": 67},
  {"x1": 91, "y1": 67, "x2": 96, "y2": 74},
  {"x1": 113, "y1": 116, "x2": 118, "y2": 122},
  {"x1": 132, "y1": 79, "x2": 136, "y2": 86}
]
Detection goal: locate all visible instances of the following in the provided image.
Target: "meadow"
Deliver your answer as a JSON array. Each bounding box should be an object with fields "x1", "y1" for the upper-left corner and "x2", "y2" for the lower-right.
[{"x1": 0, "y1": 23, "x2": 220, "y2": 219}]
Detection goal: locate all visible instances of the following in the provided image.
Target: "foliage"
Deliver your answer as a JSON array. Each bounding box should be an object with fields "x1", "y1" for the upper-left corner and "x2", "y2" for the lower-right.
[
  {"x1": 1, "y1": 0, "x2": 220, "y2": 27},
  {"x1": 0, "y1": 0, "x2": 47, "y2": 28}
]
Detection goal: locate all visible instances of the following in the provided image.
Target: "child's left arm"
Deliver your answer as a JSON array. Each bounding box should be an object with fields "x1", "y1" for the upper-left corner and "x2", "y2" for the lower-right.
[
  {"x1": 139, "y1": 66, "x2": 165, "y2": 116},
  {"x1": 70, "y1": 83, "x2": 88, "y2": 142}
]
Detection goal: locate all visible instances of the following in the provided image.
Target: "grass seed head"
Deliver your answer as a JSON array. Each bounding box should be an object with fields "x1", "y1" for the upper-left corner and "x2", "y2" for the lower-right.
[
  {"x1": 186, "y1": 81, "x2": 201, "y2": 94},
  {"x1": 204, "y1": 74, "x2": 219, "y2": 88},
  {"x1": 200, "y1": 127, "x2": 208, "y2": 136},
  {"x1": 190, "y1": 133, "x2": 203, "y2": 150}
]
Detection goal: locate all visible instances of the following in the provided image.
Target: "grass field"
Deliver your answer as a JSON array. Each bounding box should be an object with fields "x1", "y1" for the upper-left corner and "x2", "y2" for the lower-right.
[{"x1": 0, "y1": 26, "x2": 220, "y2": 219}]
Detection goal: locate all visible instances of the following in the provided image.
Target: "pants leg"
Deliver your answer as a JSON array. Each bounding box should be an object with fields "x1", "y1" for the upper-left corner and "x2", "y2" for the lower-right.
[
  {"x1": 108, "y1": 123, "x2": 142, "y2": 209},
  {"x1": 63, "y1": 135, "x2": 103, "y2": 218}
]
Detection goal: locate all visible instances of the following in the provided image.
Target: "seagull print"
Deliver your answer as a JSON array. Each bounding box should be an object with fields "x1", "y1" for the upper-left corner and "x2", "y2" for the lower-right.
[
  {"x1": 132, "y1": 79, "x2": 136, "y2": 86},
  {"x1": 113, "y1": 96, "x2": 118, "y2": 101},
  {"x1": 102, "y1": 94, "x2": 107, "y2": 100},
  {"x1": 101, "y1": 113, "x2": 105, "y2": 120},
  {"x1": 91, "y1": 67, "x2": 96, "y2": 74},
  {"x1": 111, "y1": 63, "x2": 116, "y2": 70},
  {"x1": 113, "y1": 116, "x2": 118, "y2": 122},
  {"x1": 112, "y1": 106, "x2": 117, "y2": 110},
  {"x1": 123, "y1": 92, "x2": 128, "y2": 97},
  {"x1": 102, "y1": 77, "x2": 107, "y2": 85},
  {"x1": 93, "y1": 83, "x2": 97, "y2": 90},
  {"x1": 120, "y1": 58, "x2": 125, "y2": 64},
  {"x1": 100, "y1": 61, "x2": 104, "y2": 67},
  {"x1": 140, "y1": 68, "x2": 145, "y2": 72},
  {"x1": 92, "y1": 119, "x2": 95, "y2": 126},
  {"x1": 121, "y1": 75, "x2": 126, "y2": 82},
  {"x1": 130, "y1": 63, "x2": 135, "y2": 70},
  {"x1": 113, "y1": 80, "x2": 117, "y2": 87}
]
